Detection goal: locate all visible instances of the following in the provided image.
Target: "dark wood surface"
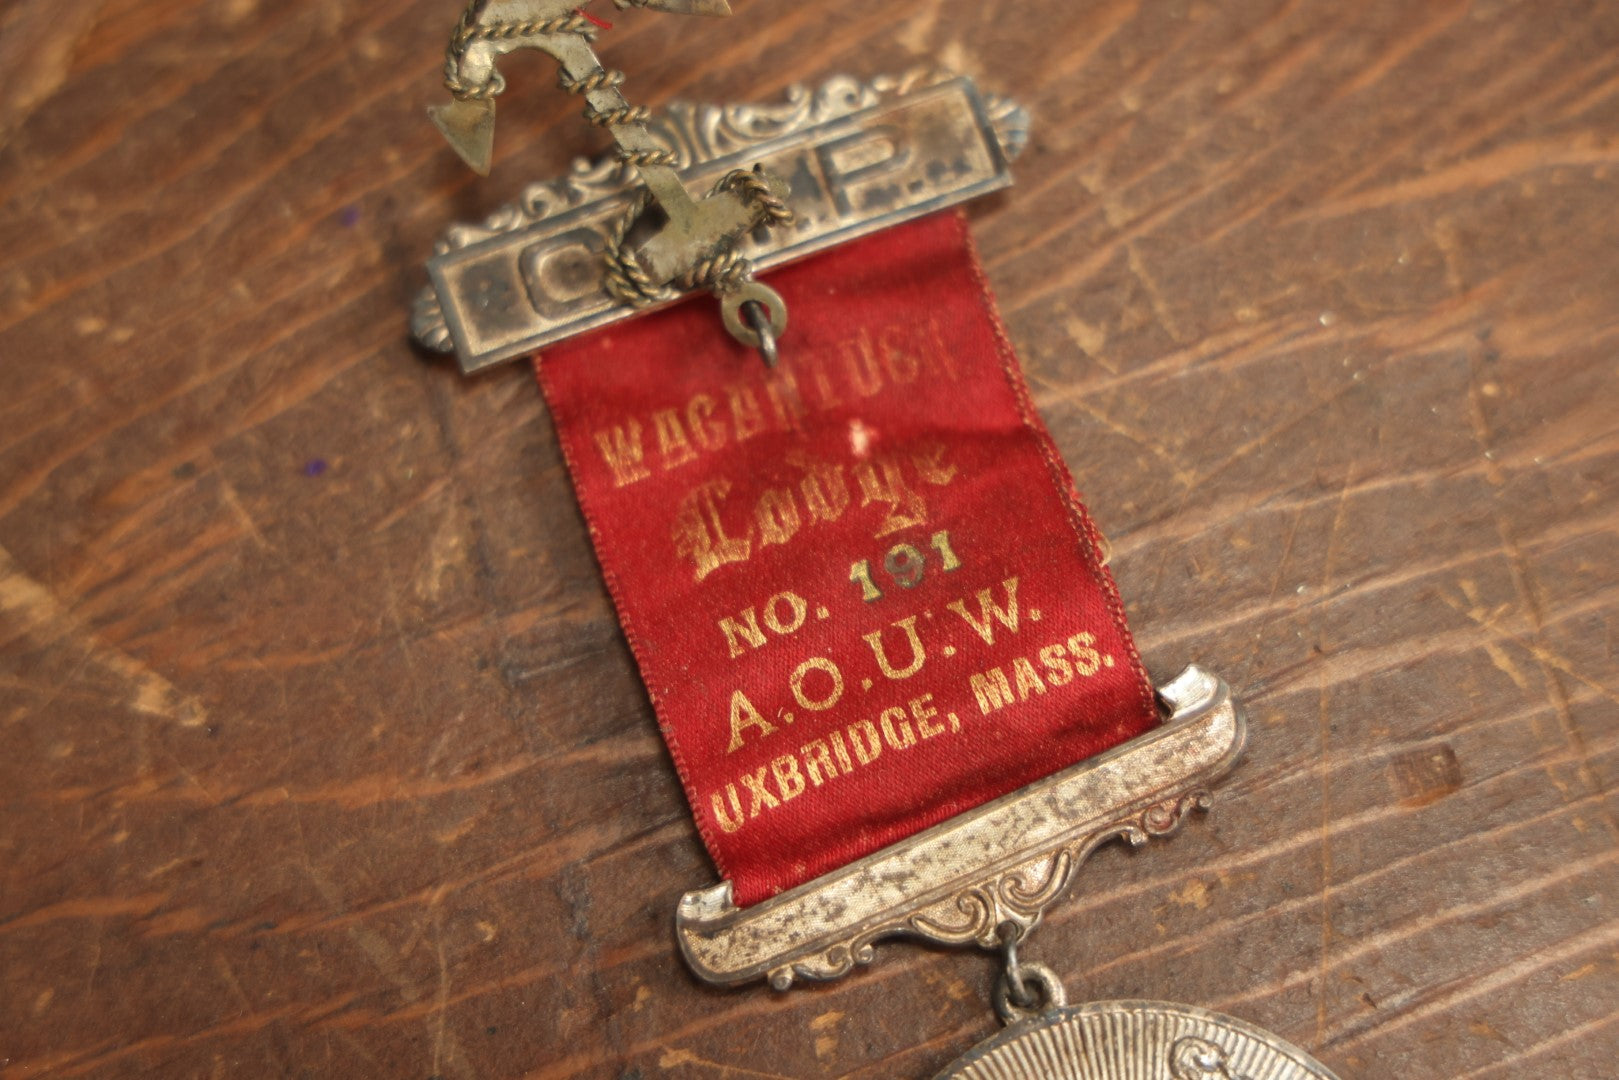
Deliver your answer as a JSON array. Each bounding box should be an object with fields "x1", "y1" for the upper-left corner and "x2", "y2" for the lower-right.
[{"x1": 3, "y1": 1, "x2": 1617, "y2": 1076}]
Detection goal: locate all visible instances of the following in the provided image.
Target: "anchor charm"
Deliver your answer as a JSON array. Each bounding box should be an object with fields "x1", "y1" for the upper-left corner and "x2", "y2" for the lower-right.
[{"x1": 429, "y1": 0, "x2": 793, "y2": 362}]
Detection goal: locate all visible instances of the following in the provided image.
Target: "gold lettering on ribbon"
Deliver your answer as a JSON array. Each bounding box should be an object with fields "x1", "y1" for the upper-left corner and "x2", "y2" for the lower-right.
[
  {"x1": 879, "y1": 325, "x2": 921, "y2": 384},
  {"x1": 718, "y1": 592, "x2": 808, "y2": 659},
  {"x1": 828, "y1": 729, "x2": 855, "y2": 772},
  {"x1": 790, "y1": 657, "x2": 844, "y2": 712},
  {"x1": 855, "y1": 456, "x2": 928, "y2": 537},
  {"x1": 673, "y1": 480, "x2": 752, "y2": 581},
  {"x1": 771, "y1": 755, "x2": 806, "y2": 801},
  {"x1": 688, "y1": 394, "x2": 726, "y2": 453},
  {"x1": 701, "y1": 624, "x2": 1121, "y2": 835},
  {"x1": 791, "y1": 451, "x2": 850, "y2": 524},
  {"x1": 971, "y1": 667, "x2": 1014, "y2": 714},
  {"x1": 910, "y1": 693, "x2": 946, "y2": 738},
  {"x1": 719, "y1": 608, "x2": 766, "y2": 659},
  {"x1": 741, "y1": 767, "x2": 780, "y2": 815},
  {"x1": 727, "y1": 384, "x2": 765, "y2": 442},
  {"x1": 911, "y1": 442, "x2": 959, "y2": 486},
  {"x1": 593, "y1": 420, "x2": 650, "y2": 487},
  {"x1": 1068, "y1": 632, "x2": 1103, "y2": 676},
  {"x1": 726, "y1": 689, "x2": 776, "y2": 752},
  {"x1": 711, "y1": 784, "x2": 744, "y2": 833},
  {"x1": 652, "y1": 409, "x2": 697, "y2": 471},
  {"x1": 848, "y1": 719, "x2": 882, "y2": 764},
  {"x1": 1012, "y1": 655, "x2": 1047, "y2": 699},
  {"x1": 879, "y1": 706, "x2": 916, "y2": 750},
  {"x1": 1039, "y1": 644, "x2": 1074, "y2": 685},
  {"x1": 590, "y1": 322, "x2": 970, "y2": 487},
  {"x1": 801, "y1": 739, "x2": 839, "y2": 785},
  {"x1": 947, "y1": 576, "x2": 1021, "y2": 645},
  {"x1": 863, "y1": 616, "x2": 926, "y2": 680},
  {"x1": 966, "y1": 632, "x2": 1117, "y2": 718},
  {"x1": 808, "y1": 354, "x2": 843, "y2": 409},
  {"x1": 765, "y1": 368, "x2": 806, "y2": 428},
  {"x1": 660, "y1": 442, "x2": 960, "y2": 582},
  {"x1": 754, "y1": 487, "x2": 801, "y2": 547},
  {"x1": 843, "y1": 328, "x2": 885, "y2": 398},
  {"x1": 762, "y1": 592, "x2": 807, "y2": 635}
]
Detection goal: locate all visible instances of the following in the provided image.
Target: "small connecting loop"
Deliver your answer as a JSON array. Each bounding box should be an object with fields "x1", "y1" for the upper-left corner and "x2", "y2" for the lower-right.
[
  {"x1": 721, "y1": 282, "x2": 788, "y2": 367},
  {"x1": 998, "y1": 922, "x2": 1035, "y2": 1010},
  {"x1": 992, "y1": 922, "x2": 1066, "y2": 1026},
  {"x1": 742, "y1": 302, "x2": 778, "y2": 368}
]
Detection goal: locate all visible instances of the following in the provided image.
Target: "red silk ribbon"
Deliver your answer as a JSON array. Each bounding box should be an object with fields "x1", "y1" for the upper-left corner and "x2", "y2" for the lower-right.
[{"x1": 538, "y1": 212, "x2": 1158, "y2": 906}]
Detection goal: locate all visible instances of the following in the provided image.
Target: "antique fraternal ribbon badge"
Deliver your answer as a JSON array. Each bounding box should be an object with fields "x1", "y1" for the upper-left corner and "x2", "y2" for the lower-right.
[{"x1": 414, "y1": 3, "x2": 1344, "y2": 1077}]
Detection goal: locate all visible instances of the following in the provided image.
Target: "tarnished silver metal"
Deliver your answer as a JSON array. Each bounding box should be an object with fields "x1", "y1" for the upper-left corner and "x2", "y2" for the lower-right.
[
  {"x1": 676, "y1": 666, "x2": 1245, "y2": 989},
  {"x1": 997, "y1": 922, "x2": 1030, "y2": 1003},
  {"x1": 992, "y1": 962, "x2": 1065, "y2": 1026},
  {"x1": 993, "y1": 925, "x2": 1067, "y2": 1027},
  {"x1": 413, "y1": 70, "x2": 1029, "y2": 373},
  {"x1": 935, "y1": 1000, "x2": 1344, "y2": 1080}
]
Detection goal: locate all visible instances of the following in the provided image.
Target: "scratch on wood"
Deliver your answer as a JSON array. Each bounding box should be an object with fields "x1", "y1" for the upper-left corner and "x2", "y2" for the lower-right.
[
  {"x1": 0, "y1": 2, "x2": 108, "y2": 143},
  {"x1": 657, "y1": 1047, "x2": 798, "y2": 1079},
  {"x1": 1294, "y1": 136, "x2": 1619, "y2": 223},
  {"x1": 290, "y1": 804, "x2": 475, "y2": 1078},
  {"x1": 809, "y1": 1010, "x2": 845, "y2": 1060},
  {"x1": 1452, "y1": 1010, "x2": 1619, "y2": 1080},
  {"x1": 1068, "y1": 776, "x2": 1619, "y2": 995},
  {"x1": 1322, "y1": 910, "x2": 1619, "y2": 1052},
  {"x1": 214, "y1": 470, "x2": 271, "y2": 552},
  {"x1": 431, "y1": 922, "x2": 452, "y2": 1079},
  {"x1": 1461, "y1": 358, "x2": 1619, "y2": 843},
  {"x1": 0, "y1": 893, "x2": 167, "y2": 935},
  {"x1": 1125, "y1": 243, "x2": 1187, "y2": 343},
  {"x1": 1218, "y1": 846, "x2": 1619, "y2": 1022},
  {"x1": 1388, "y1": 744, "x2": 1463, "y2": 808},
  {"x1": 0, "y1": 546, "x2": 207, "y2": 726}
]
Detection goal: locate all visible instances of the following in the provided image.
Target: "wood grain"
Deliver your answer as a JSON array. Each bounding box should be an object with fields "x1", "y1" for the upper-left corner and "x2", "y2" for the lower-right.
[{"x1": 2, "y1": 1, "x2": 1617, "y2": 1077}]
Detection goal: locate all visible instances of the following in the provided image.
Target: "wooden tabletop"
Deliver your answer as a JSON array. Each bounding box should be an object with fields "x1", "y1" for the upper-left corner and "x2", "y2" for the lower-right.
[{"x1": 3, "y1": 1, "x2": 1617, "y2": 1077}]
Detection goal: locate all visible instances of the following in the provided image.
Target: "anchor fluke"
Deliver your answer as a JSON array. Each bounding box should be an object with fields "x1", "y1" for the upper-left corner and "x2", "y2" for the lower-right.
[{"x1": 428, "y1": 97, "x2": 497, "y2": 175}]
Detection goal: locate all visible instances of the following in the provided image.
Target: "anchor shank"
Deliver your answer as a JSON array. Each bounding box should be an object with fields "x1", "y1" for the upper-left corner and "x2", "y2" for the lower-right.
[{"x1": 546, "y1": 33, "x2": 697, "y2": 224}]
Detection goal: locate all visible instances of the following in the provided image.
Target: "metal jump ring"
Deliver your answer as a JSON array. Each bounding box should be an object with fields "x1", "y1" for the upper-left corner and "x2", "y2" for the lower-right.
[
  {"x1": 992, "y1": 962, "x2": 1066, "y2": 1026},
  {"x1": 742, "y1": 301, "x2": 778, "y2": 367},
  {"x1": 993, "y1": 921, "x2": 1066, "y2": 1026},
  {"x1": 720, "y1": 280, "x2": 787, "y2": 367}
]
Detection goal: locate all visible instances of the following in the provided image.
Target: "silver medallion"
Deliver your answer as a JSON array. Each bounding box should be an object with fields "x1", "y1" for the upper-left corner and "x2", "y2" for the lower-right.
[{"x1": 936, "y1": 1000, "x2": 1343, "y2": 1080}]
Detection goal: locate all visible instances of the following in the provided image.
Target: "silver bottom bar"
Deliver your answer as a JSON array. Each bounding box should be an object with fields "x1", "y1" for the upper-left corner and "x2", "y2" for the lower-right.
[{"x1": 676, "y1": 666, "x2": 1246, "y2": 989}]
